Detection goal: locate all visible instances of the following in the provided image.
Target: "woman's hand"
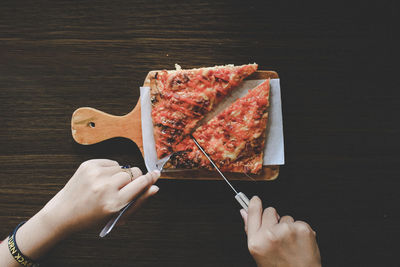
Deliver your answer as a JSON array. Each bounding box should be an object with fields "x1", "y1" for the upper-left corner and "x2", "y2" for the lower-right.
[
  {"x1": 0, "y1": 159, "x2": 160, "y2": 265},
  {"x1": 241, "y1": 196, "x2": 321, "y2": 267},
  {"x1": 42, "y1": 159, "x2": 160, "y2": 234}
]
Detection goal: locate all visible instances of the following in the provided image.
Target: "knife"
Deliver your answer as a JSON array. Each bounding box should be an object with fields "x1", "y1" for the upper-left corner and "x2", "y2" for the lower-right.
[{"x1": 191, "y1": 135, "x2": 250, "y2": 212}]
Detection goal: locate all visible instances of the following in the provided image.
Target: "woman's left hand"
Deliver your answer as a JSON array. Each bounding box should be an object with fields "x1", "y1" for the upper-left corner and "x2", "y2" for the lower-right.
[
  {"x1": 43, "y1": 159, "x2": 160, "y2": 235},
  {"x1": 0, "y1": 159, "x2": 160, "y2": 265}
]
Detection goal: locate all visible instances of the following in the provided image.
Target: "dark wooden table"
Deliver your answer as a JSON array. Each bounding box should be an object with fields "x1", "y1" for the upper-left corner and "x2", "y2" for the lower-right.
[{"x1": 0, "y1": 0, "x2": 397, "y2": 266}]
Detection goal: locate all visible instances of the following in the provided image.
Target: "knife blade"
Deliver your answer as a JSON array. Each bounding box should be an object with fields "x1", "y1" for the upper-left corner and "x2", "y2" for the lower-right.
[{"x1": 191, "y1": 135, "x2": 250, "y2": 211}]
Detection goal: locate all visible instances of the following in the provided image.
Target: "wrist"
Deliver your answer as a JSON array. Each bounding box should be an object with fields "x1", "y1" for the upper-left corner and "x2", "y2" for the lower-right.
[
  {"x1": 15, "y1": 214, "x2": 61, "y2": 261},
  {"x1": 255, "y1": 258, "x2": 321, "y2": 267},
  {"x1": 14, "y1": 194, "x2": 74, "y2": 261},
  {"x1": 37, "y1": 205, "x2": 73, "y2": 240}
]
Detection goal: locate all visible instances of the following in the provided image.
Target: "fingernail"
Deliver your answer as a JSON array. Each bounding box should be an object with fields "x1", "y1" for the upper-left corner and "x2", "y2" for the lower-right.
[{"x1": 150, "y1": 185, "x2": 160, "y2": 193}]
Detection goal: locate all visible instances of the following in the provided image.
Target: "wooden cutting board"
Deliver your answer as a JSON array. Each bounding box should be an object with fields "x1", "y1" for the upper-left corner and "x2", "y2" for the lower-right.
[{"x1": 71, "y1": 70, "x2": 280, "y2": 181}]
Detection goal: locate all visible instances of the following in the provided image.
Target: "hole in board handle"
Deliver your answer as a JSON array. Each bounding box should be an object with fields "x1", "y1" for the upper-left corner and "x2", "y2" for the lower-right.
[{"x1": 89, "y1": 122, "x2": 95, "y2": 128}]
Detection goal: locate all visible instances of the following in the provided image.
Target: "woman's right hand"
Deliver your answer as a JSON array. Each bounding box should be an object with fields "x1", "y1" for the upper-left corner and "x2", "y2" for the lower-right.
[{"x1": 241, "y1": 197, "x2": 321, "y2": 267}]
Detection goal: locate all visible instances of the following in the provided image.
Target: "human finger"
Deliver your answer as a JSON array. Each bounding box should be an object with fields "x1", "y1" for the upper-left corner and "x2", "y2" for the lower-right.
[
  {"x1": 119, "y1": 166, "x2": 142, "y2": 178},
  {"x1": 261, "y1": 207, "x2": 279, "y2": 229},
  {"x1": 128, "y1": 167, "x2": 143, "y2": 179},
  {"x1": 117, "y1": 185, "x2": 159, "y2": 225},
  {"x1": 112, "y1": 172, "x2": 133, "y2": 189},
  {"x1": 118, "y1": 171, "x2": 160, "y2": 205},
  {"x1": 112, "y1": 167, "x2": 143, "y2": 188},
  {"x1": 293, "y1": 220, "x2": 315, "y2": 236},
  {"x1": 279, "y1": 215, "x2": 294, "y2": 224},
  {"x1": 240, "y1": 209, "x2": 248, "y2": 234},
  {"x1": 247, "y1": 196, "x2": 263, "y2": 236}
]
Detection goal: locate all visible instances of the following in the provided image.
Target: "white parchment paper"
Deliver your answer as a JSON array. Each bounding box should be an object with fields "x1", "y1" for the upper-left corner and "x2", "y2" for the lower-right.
[{"x1": 140, "y1": 79, "x2": 285, "y2": 172}]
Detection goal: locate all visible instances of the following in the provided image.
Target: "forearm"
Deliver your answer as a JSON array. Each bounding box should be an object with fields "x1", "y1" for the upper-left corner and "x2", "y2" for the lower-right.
[
  {"x1": 0, "y1": 239, "x2": 17, "y2": 267},
  {"x1": 0, "y1": 161, "x2": 160, "y2": 266},
  {"x1": 0, "y1": 207, "x2": 68, "y2": 266}
]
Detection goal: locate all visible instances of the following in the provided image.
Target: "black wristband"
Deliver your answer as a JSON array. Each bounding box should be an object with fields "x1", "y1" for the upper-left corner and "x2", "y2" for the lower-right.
[{"x1": 8, "y1": 221, "x2": 40, "y2": 267}]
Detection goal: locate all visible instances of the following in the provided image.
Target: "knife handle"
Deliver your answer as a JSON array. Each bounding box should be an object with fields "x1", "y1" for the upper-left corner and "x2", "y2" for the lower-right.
[{"x1": 235, "y1": 192, "x2": 250, "y2": 212}]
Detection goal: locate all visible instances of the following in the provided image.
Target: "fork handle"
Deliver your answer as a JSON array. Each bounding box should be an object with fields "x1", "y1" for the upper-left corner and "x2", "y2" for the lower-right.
[{"x1": 99, "y1": 200, "x2": 134, "y2": 238}]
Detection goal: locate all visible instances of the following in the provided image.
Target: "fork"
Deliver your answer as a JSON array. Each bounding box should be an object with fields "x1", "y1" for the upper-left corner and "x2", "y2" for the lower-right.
[{"x1": 99, "y1": 154, "x2": 173, "y2": 237}]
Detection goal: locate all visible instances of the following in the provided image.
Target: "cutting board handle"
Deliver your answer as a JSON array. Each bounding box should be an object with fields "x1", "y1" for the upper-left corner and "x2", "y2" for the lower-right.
[{"x1": 71, "y1": 101, "x2": 143, "y2": 154}]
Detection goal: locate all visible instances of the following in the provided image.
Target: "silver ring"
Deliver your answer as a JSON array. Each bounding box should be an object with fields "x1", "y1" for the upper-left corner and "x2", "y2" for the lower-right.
[{"x1": 121, "y1": 165, "x2": 134, "y2": 182}]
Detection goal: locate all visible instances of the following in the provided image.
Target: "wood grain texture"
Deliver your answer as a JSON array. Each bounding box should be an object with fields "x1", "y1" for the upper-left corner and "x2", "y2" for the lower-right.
[
  {"x1": 0, "y1": 0, "x2": 398, "y2": 266},
  {"x1": 71, "y1": 100, "x2": 143, "y2": 153}
]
